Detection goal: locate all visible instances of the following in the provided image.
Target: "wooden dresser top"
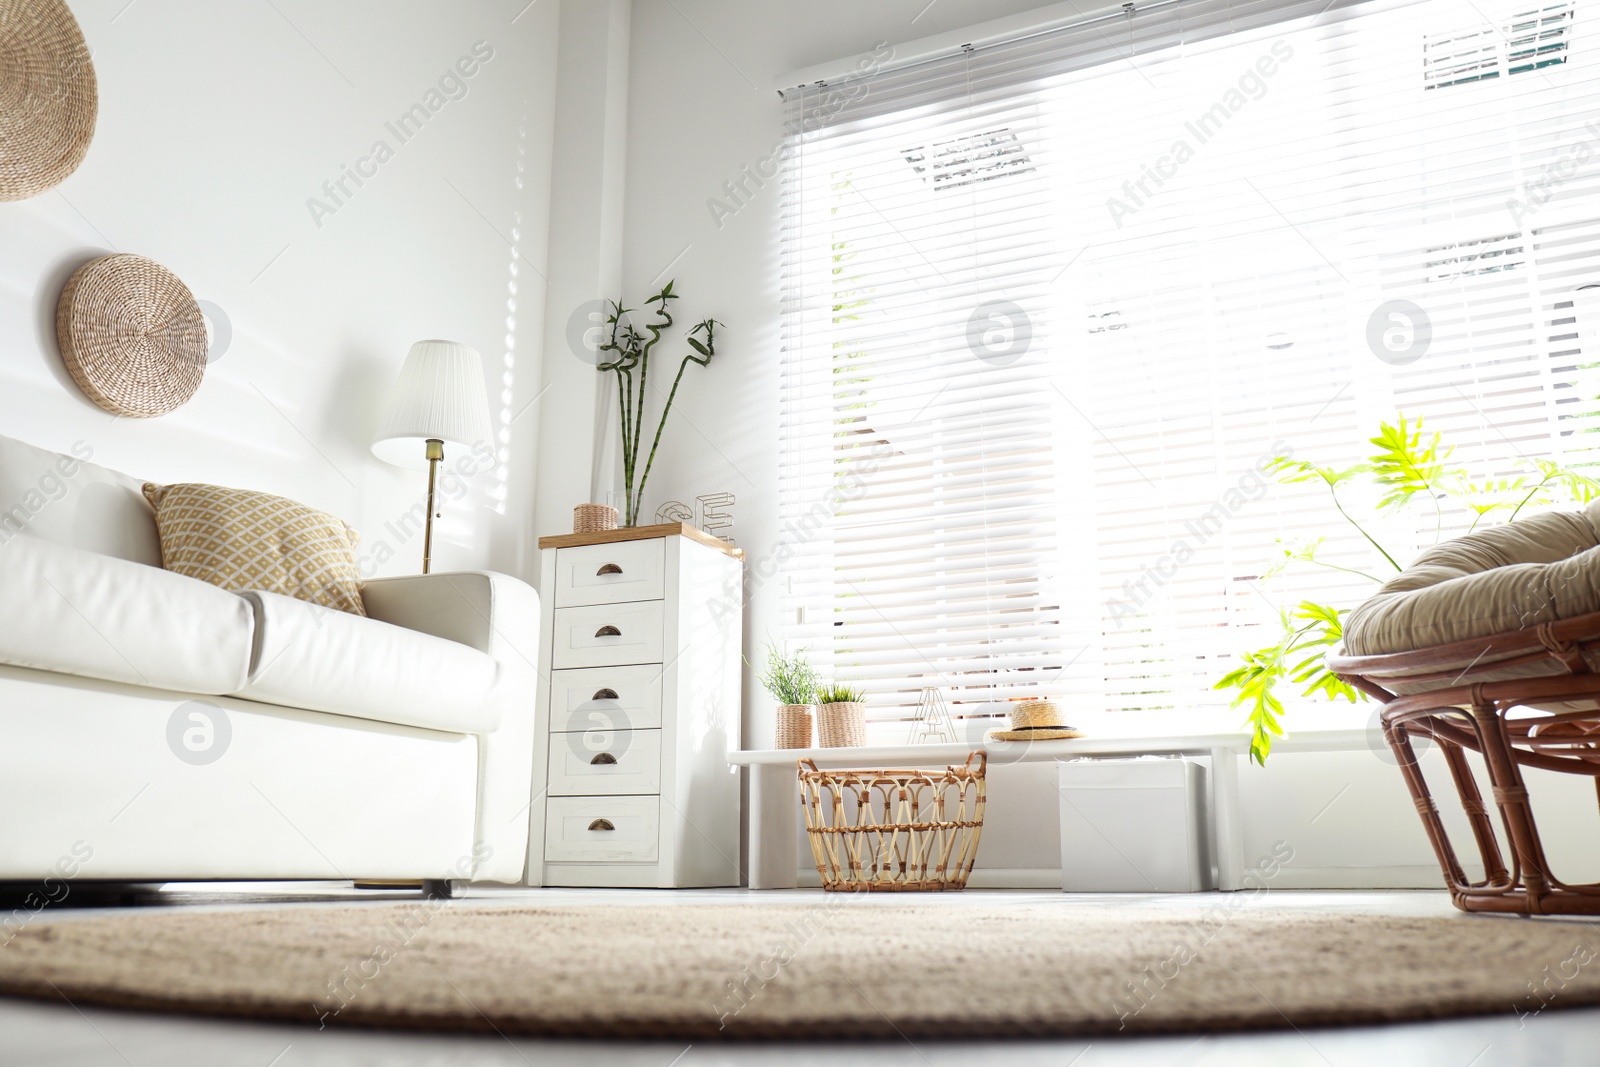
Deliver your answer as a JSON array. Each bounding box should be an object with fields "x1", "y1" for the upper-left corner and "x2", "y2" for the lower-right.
[{"x1": 537, "y1": 522, "x2": 744, "y2": 560}]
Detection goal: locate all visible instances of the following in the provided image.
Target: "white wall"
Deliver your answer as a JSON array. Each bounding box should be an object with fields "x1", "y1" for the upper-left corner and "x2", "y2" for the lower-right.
[
  {"x1": 531, "y1": 0, "x2": 632, "y2": 553},
  {"x1": 0, "y1": 0, "x2": 559, "y2": 580}
]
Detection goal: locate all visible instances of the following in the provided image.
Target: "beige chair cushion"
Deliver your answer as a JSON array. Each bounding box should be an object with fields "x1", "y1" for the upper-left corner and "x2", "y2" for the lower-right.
[
  {"x1": 1343, "y1": 501, "x2": 1600, "y2": 659},
  {"x1": 143, "y1": 482, "x2": 366, "y2": 616}
]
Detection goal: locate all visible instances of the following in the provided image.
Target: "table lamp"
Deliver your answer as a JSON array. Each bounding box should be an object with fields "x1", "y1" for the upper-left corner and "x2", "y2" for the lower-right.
[{"x1": 372, "y1": 339, "x2": 493, "y2": 573}]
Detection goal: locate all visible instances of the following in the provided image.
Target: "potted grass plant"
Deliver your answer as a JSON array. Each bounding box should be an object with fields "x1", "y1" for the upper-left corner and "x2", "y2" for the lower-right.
[
  {"x1": 755, "y1": 644, "x2": 819, "y2": 749},
  {"x1": 816, "y1": 682, "x2": 867, "y2": 748}
]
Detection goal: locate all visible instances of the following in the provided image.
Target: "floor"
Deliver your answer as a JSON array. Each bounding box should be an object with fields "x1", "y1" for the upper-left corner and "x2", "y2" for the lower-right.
[{"x1": 2, "y1": 886, "x2": 1596, "y2": 1066}]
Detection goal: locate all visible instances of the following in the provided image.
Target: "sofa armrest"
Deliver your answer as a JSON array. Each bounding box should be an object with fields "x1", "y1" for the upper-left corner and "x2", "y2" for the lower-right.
[
  {"x1": 360, "y1": 570, "x2": 539, "y2": 885},
  {"x1": 360, "y1": 570, "x2": 538, "y2": 666}
]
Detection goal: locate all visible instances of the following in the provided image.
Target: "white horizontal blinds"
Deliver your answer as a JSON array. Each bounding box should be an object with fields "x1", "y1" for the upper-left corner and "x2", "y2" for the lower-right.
[
  {"x1": 1361, "y1": 0, "x2": 1600, "y2": 551},
  {"x1": 777, "y1": 0, "x2": 1344, "y2": 721},
  {"x1": 779, "y1": 45, "x2": 1081, "y2": 721},
  {"x1": 780, "y1": 0, "x2": 1600, "y2": 722},
  {"x1": 1072, "y1": 9, "x2": 1411, "y2": 710},
  {"x1": 1080, "y1": 0, "x2": 1600, "y2": 711},
  {"x1": 1423, "y1": 1, "x2": 1575, "y2": 88}
]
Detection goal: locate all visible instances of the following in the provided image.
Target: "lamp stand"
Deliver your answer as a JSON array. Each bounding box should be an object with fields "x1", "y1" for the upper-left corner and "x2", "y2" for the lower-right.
[{"x1": 422, "y1": 438, "x2": 444, "y2": 574}]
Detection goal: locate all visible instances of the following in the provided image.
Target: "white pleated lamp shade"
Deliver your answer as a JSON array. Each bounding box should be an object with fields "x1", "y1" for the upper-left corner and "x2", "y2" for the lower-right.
[{"x1": 372, "y1": 339, "x2": 494, "y2": 470}]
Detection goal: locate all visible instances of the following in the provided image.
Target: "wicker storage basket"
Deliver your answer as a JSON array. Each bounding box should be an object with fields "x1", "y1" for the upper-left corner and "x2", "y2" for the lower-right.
[
  {"x1": 799, "y1": 753, "x2": 987, "y2": 891},
  {"x1": 816, "y1": 701, "x2": 866, "y2": 747},
  {"x1": 573, "y1": 503, "x2": 618, "y2": 533},
  {"x1": 775, "y1": 704, "x2": 814, "y2": 749}
]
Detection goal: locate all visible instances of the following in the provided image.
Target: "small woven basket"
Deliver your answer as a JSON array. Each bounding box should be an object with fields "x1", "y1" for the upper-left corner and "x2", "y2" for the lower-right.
[
  {"x1": 775, "y1": 704, "x2": 814, "y2": 749},
  {"x1": 799, "y1": 752, "x2": 987, "y2": 891},
  {"x1": 573, "y1": 503, "x2": 618, "y2": 533},
  {"x1": 817, "y1": 701, "x2": 866, "y2": 747}
]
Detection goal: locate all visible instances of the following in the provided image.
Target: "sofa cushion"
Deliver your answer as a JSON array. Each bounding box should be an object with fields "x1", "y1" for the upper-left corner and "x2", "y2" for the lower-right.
[
  {"x1": 143, "y1": 482, "x2": 367, "y2": 616},
  {"x1": 0, "y1": 534, "x2": 254, "y2": 693},
  {"x1": 0, "y1": 433, "x2": 161, "y2": 566},
  {"x1": 234, "y1": 591, "x2": 499, "y2": 733}
]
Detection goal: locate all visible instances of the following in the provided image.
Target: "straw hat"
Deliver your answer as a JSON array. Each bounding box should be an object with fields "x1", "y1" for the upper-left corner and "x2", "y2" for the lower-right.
[
  {"x1": 986, "y1": 699, "x2": 1082, "y2": 741},
  {"x1": 0, "y1": 0, "x2": 99, "y2": 201}
]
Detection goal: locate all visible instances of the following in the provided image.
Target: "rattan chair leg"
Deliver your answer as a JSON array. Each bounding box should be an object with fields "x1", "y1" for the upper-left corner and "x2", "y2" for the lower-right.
[
  {"x1": 1440, "y1": 737, "x2": 1508, "y2": 886},
  {"x1": 1471, "y1": 702, "x2": 1552, "y2": 911},
  {"x1": 1387, "y1": 718, "x2": 1470, "y2": 894}
]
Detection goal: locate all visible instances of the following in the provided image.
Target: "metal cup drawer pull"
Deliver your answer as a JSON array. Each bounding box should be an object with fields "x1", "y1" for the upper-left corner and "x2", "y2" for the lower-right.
[
  {"x1": 596, "y1": 563, "x2": 623, "y2": 576},
  {"x1": 594, "y1": 625, "x2": 621, "y2": 637},
  {"x1": 590, "y1": 752, "x2": 618, "y2": 765},
  {"x1": 592, "y1": 688, "x2": 619, "y2": 700},
  {"x1": 588, "y1": 818, "x2": 615, "y2": 831}
]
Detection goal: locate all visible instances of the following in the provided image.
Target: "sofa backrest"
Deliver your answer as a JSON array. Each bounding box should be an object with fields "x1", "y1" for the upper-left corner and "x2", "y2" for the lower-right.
[{"x1": 0, "y1": 433, "x2": 162, "y2": 567}]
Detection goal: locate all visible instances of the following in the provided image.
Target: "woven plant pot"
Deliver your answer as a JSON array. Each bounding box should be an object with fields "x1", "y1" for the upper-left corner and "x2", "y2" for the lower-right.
[
  {"x1": 573, "y1": 503, "x2": 618, "y2": 534},
  {"x1": 817, "y1": 702, "x2": 866, "y2": 748},
  {"x1": 775, "y1": 704, "x2": 815, "y2": 749}
]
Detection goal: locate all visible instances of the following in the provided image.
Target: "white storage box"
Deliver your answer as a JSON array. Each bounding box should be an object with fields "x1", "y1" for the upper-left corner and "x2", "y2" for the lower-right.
[{"x1": 1058, "y1": 758, "x2": 1213, "y2": 892}]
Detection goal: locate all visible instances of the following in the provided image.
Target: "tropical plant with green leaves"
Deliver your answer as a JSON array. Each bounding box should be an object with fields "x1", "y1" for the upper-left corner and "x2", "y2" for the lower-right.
[
  {"x1": 1218, "y1": 414, "x2": 1600, "y2": 766},
  {"x1": 595, "y1": 280, "x2": 721, "y2": 526},
  {"x1": 753, "y1": 644, "x2": 819, "y2": 706}
]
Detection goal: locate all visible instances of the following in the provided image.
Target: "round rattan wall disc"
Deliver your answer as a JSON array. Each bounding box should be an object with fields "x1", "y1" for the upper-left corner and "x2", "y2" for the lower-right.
[
  {"x1": 0, "y1": 0, "x2": 98, "y2": 201},
  {"x1": 55, "y1": 254, "x2": 208, "y2": 417}
]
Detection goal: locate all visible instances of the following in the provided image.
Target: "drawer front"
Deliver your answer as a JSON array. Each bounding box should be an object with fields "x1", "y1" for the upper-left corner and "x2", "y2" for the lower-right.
[
  {"x1": 544, "y1": 795, "x2": 660, "y2": 863},
  {"x1": 547, "y1": 728, "x2": 662, "y2": 796},
  {"x1": 554, "y1": 539, "x2": 666, "y2": 607},
  {"x1": 548, "y1": 664, "x2": 664, "y2": 733},
  {"x1": 551, "y1": 602, "x2": 665, "y2": 669}
]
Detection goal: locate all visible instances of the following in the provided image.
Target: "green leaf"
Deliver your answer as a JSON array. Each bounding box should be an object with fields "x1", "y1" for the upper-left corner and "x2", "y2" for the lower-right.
[
  {"x1": 1214, "y1": 612, "x2": 1296, "y2": 765},
  {"x1": 1366, "y1": 414, "x2": 1456, "y2": 512},
  {"x1": 1260, "y1": 537, "x2": 1324, "y2": 582},
  {"x1": 1266, "y1": 456, "x2": 1369, "y2": 488},
  {"x1": 1535, "y1": 459, "x2": 1600, "y2": 506}
]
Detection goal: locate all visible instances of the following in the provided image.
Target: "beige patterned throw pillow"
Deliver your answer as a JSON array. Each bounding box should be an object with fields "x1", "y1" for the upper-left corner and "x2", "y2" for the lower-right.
[{"x1": 142, "y1": 483, "x2": 367, "y2": 616}]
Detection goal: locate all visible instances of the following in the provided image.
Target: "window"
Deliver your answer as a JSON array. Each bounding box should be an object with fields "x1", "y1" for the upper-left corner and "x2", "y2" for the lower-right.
[{"x1": 778, "y1": 0, "x2": 1600, "y2": 731}]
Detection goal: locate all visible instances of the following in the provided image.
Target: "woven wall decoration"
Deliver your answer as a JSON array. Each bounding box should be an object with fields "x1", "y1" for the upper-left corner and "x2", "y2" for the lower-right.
[
  {"x1": 55, "y1": 254, "x2": 208, "y2": 417},
  {"x1": 0, "y1": 0, "x2": 99, "y2": 201}
]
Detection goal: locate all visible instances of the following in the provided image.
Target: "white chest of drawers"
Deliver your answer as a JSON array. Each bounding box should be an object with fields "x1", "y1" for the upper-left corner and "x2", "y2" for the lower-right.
[{"x1": 526, "y1": 524, "x2": 743, "y2": 887}]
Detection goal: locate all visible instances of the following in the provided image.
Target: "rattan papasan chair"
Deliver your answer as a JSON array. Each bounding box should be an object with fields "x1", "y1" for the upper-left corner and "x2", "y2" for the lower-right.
[{"x1": 1327, "y1": 500, "x2": 1600, "y2": 915}]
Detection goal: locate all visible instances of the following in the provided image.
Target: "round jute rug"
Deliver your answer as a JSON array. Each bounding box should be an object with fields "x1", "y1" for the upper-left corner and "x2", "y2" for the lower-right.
[{"x1": 1, "y1": 902, "x2": 1596, "y2": 1040}]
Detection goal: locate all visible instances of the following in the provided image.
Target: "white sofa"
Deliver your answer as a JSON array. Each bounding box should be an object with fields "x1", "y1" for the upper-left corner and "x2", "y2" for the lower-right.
[{"x1": 0, "y1": 433, "x2": 538, "y2": 887}]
